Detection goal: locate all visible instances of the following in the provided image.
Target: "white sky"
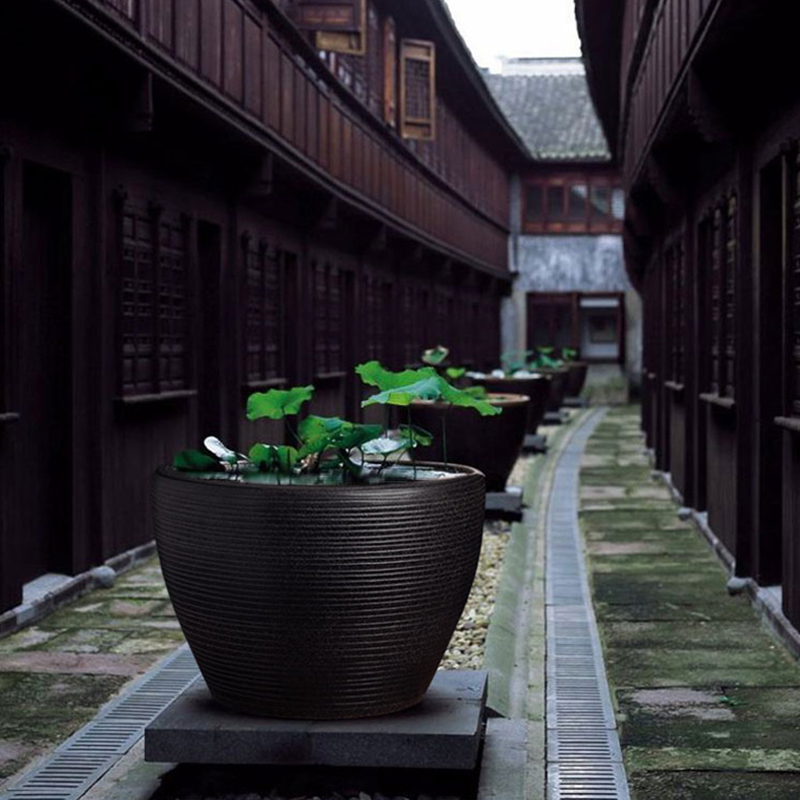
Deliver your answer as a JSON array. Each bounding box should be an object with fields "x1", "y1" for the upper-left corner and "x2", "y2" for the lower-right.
[{"x1": 443, "y1": 0, "x2": 582, "y2": 72}]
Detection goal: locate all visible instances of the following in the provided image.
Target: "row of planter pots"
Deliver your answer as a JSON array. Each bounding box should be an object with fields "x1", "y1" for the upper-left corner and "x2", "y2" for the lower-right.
[{"x1": 152, "y1": 359, "x2": 588, "y2": 722}]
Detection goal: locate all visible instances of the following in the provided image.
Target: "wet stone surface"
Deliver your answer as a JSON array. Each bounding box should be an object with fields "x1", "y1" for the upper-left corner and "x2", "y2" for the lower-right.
[
  {"x1": 0, "y1": 560, "x2": 181, "y2": 788},
  {"x1": 580, "y1": 406, "x2": 800, "y2": 796}
]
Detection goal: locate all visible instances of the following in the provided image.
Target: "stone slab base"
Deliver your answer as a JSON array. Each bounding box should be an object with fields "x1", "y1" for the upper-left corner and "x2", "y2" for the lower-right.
[
  {"x1": 523, "y1": 434, "x2": 548, "y2": 453},
  {"x1": 543, "y1": 410, "x2": 569, "y2": 425},
  {"x1": 145, "y1": 670, "x2": 487, "y2": 771},
  {"x1": 485, "y1": 488, "x2": 524, "y2": 521}
]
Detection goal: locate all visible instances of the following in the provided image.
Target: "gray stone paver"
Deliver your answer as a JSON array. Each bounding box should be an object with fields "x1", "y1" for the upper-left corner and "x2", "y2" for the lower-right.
[
  {"x1": 0, "y1": 560, "x2": 182, "y2": 789},
  {"x1": 581, "y1": 405, "x2": 800, "y2": 799}
]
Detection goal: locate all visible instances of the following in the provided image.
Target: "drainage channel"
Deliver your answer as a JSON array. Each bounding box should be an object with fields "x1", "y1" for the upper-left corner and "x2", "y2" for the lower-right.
[
  {"x1": 1, "y1": 645, "x2": 200, "y2": 800},
  {"x1": 545, "y1": 408, "x2": 629, "y2": 800}
]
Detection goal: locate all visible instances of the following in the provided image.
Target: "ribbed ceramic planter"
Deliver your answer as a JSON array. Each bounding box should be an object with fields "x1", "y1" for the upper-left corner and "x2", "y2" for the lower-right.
[
  {"x1": 409, "y1": 393, "x2": 529, "y2": 492},
  {"x1": 471, "y1": 376, "x2": 549, "y2": 435},
  {"x1": 566, "y1": 362, "x2": 588, "y2": 397},
  {"x1": 538, "y1": 368, "x2": 568, "y2": 412},
  {"x1": 152, "y1": 465, "x2": 485, "y2": 720}
]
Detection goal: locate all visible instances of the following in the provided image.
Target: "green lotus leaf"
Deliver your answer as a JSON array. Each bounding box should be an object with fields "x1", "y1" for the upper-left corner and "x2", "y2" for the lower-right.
[
  {"x1": 361, "y1": 375, "x2": 447, "y2": 408},
  {"x1": 422, "y1": 345, "x2": 449, "y2": 366},
  {"x1": 299, "y1": 416, "x2": 382, "y2": 455},
  {"x1": 441, "y1": 382, "x2": 502, "y2": 416},
  {"x1": 462, "y1": 385, "x2": 488, "y2": 399},
  {"x1": 248, "y1": 443, "x2": 299, "y2": 474},
  {"x1": 446, "y1": 367, "x2": 466, "y2": 380},
  {"x1": 355, "y1": 361, "x2": 437, "y2": 390},
  {"x1": 298, "y1": 415, "x2": 346, "y2": 455},
  {"x1": 398, "y1": 424, "x2": 434, "y2": 446},
  {"x1": 361, "y1": 436, "x2": 408, "y2": 456},
  {"x1": 336, "y1": 423, "x2": 384, "y2": 451},
  {"x1": 174, "y1": 449, "x2": 220, "y2": 472},
  {"x1": 246, "y1": 385, "x2": 314, "y2": 421}
]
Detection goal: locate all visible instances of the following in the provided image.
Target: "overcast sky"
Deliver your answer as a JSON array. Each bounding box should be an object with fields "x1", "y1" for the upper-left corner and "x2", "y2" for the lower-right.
[{"x1": 444, "y1": 0, "x2": 582, "y2": 72}]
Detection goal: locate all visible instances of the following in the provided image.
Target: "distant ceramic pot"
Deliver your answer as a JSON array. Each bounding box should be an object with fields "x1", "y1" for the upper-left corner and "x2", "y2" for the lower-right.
[
  {"x1": 566, "y1": 362, "x2": 588, "y2": 397},
  {"x1": 152, "y1": 464, "x2": 485, "y2": 720},
  {"x1": 470, "y1": 376, "x2": 549, "y2": 435},
  {"x1": 537, "y1": 368, "x2": 569, "y2": 412},
  {"x1": 409, "y1": 393, "x2": 529, "y2": 492}
]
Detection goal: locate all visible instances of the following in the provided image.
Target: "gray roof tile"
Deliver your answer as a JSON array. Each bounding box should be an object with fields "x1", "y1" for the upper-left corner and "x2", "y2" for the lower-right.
[{"x1": 484, "y1": 69, "x2": 610, "y2": 162}]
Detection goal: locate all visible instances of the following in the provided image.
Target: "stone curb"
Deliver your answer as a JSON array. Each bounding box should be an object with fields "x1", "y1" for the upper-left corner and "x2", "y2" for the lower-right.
[
  {"x1": 482, "y1": 415, "x2": 584, "y2": 720},
  {"x1": 653, "y1": 469, "x2": 800, "y2": 662},
  {"x1": 0, "y1": 541, "x2": 157, "y2": 640}
]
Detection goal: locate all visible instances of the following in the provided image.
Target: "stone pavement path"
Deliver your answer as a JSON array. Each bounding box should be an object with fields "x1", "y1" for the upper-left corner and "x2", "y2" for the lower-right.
[
  {"x1": 580, "y1": 406, "x2": 800, "y2": 799},
  {"x1": 0, "y1": 561, "x2": 182, "y2": 788}
]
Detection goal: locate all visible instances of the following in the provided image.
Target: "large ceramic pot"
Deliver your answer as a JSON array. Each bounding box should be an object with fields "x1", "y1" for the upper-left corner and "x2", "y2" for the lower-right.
[
  {"x1": 566, "y1": 362, "x2": 589, "y2": 397},
  {"x1": 409, "y1": 393, "x2": 529, "y2": 492},
  {"x1": 152, "y1": 465, "x2": 485, "y2": 720},
  {"x1": 471, "y1": 376, "x2": 549, "y2": 435},
  {"x1": 538, "y1": 368, "x2": 569, "y2": 412}
]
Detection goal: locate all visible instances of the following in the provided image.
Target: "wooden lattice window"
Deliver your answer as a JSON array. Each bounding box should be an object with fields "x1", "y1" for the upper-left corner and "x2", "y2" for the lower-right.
[
  {"x1": 0, "y1": 149, "x2": 8, "y2": 416},
  {"x1": 400, "y1": 39, "x2": 436, "y2": 141},
  {"x1": 723, "y1": 194, "x2": 737, "y2": 399},
  {"x1": 363, "y1": 274, "x2": 391, "y2": 364},
  {"x1": 400, "y1": 283, "x2": 415, "y2": 366},
  {"x1": 710, "y1": 206, "x2": 723, "y2": 395},
  {"x1": 665, "y1": 238, "x2": 686, "y2": 384},
  {"x1": 244, "y1": 236, "x2": 283, "y2": 384},
  {"x1": 157, "y1": 214, "x2": 189, "y2": 392},
  {"x1": 383, "y1": 17, "x2": 397, "y2": 127},
  {"x1": 297, "y1": 0, "x2": 366, "y2": 55},
  {"x1": 365, "y1": 2, "x2": 382, "y2": 117},
  {"x1": 789, "y1": 151, "x2": 800, "y2": 415},
  {"x1": 313, "y1": 261, "x2": 344, "y2": 375},
  {"x1": 119, "y1": 199, "x2": 189, "y2": 397}
]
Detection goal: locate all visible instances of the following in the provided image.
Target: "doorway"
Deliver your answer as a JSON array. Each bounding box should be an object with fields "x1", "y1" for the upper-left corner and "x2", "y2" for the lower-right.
[
  {"x1": 17, "y1": 162, "x2": 73, "y2": 581},
  {"x1": 755, "y1": 157, "x2": 784, "y2": 585}
]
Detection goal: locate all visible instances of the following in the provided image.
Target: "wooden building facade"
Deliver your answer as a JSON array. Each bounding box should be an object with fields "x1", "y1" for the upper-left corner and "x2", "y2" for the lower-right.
[
  {"x1": 577, "y1": 0, "x2": 800, "y2": 628},
  {"x1": 0, "y1": 0, "x2": 526, "y2": 614}
]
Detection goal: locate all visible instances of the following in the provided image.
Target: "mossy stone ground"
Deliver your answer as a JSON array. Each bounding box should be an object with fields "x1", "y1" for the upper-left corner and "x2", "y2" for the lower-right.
[
  {"x1": 582, "y1": 407, "x2": 800, "y2": 798},
  {"x1": 0, "y1": 560, "x2": 182, "y2": 788}
]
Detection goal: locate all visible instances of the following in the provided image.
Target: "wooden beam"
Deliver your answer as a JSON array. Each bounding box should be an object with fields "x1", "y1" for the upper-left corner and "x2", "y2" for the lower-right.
[{"x1": 687, "y1": 69, "x2": 732, "y2": 144}]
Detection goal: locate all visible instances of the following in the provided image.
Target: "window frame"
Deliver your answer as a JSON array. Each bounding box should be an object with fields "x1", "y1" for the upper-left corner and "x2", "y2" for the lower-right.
[{"x1": 522, "y1": 175, "x2": 624, "y2": 235}]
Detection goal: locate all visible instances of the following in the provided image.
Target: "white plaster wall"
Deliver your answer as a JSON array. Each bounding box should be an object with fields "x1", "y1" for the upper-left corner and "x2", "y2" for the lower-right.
[{"x1": 508, "y1": 234, "x2": 643, "y2": 387}]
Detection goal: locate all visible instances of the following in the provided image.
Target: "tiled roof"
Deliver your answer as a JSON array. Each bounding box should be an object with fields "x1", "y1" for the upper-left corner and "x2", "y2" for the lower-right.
[{"x1": 483, "y1": 62, "x2": 611, "y2": 163}]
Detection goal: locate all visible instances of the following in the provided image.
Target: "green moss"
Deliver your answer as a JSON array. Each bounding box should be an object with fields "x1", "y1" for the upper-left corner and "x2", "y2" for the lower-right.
[{"x1": 629, "y1": 771, "x2": 800, "y2": 799}]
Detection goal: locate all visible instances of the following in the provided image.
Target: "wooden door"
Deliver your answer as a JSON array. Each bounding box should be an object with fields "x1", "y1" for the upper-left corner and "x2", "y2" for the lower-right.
[
  {"x1": 17, "y1": 163, "x2": 73, "y2": 581},
  {"x1": 754, "y1": 158, "x2": 783, "y2": 585}
]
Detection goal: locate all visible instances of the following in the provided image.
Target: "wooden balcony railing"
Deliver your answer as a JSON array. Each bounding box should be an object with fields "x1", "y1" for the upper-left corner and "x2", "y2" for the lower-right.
[{"x1": 64, "y1": 0, "x2": 511, "y2": 272}]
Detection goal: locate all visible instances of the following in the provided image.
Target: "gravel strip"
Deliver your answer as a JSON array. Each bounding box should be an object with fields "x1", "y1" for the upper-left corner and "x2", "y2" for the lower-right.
[
  {"x1": 508, "y1": 454, "x2": 535, "y2": 489},
  {"x1": 441, "y1": 519, "x2": 512, "y2": 671}
]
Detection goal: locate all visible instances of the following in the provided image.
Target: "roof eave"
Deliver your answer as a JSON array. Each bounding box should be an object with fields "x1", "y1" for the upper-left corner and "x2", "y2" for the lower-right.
[
  {"x1": 574, "y1": 0, "x2": 624, "y2": 163},
  {"x1": 424, "y1": 0, "x2": 531, "y2": 164}
]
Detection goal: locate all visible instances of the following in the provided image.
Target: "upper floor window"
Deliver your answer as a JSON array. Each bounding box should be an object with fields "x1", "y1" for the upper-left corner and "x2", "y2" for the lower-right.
[{"x1": 524, "y1": 177, "x2": 624, "y2": 234}]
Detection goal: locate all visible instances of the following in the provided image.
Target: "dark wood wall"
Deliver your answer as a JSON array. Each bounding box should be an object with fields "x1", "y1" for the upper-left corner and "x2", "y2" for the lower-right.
[
  {"x1": 614, "y1": 0, "x2": 800, "y2": 629},
  {"x1": 0, "y1": 0, "x2": 510, "y2": 614}
]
